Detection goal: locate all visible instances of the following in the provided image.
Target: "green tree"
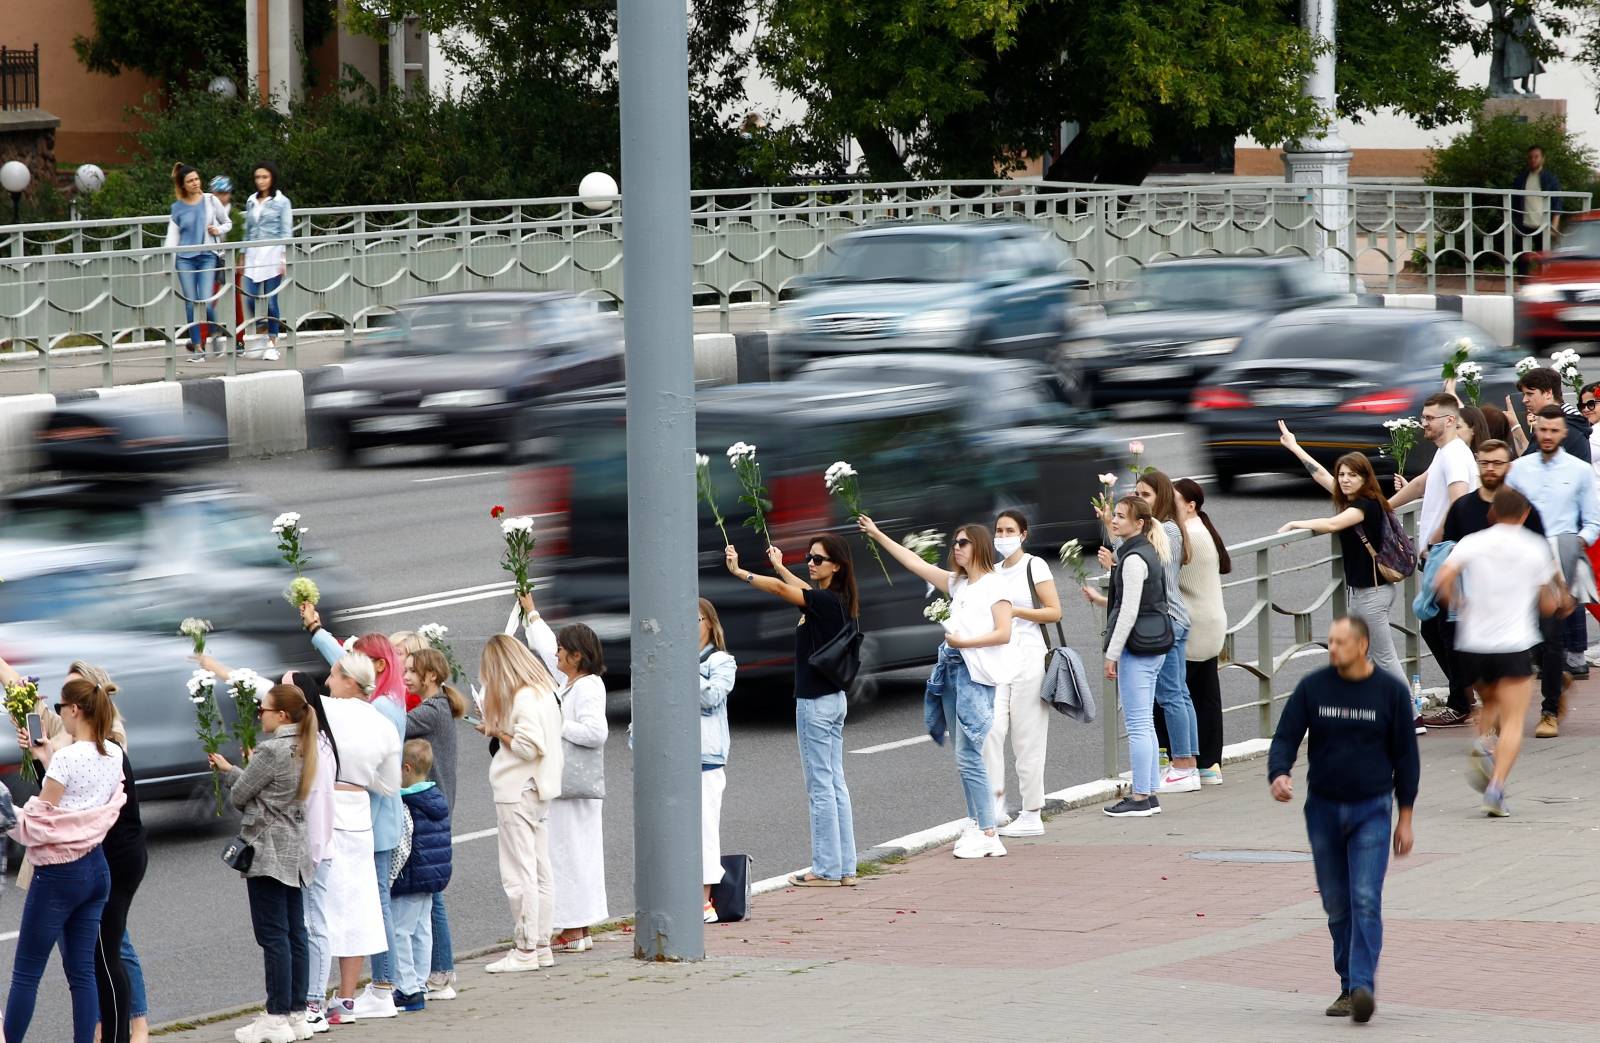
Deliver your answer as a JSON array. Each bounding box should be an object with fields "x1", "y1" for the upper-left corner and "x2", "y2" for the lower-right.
[
  {"x1": 1425, "y1": 113, "x2": 1600, "y2": 198},
  {"x1": 73, "y1": 0, "x2": 246, "y2": 87}
]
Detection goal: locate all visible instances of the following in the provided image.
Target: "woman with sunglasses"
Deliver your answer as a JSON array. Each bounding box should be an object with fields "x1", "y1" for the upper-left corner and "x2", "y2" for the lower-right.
[
  {"x1": 724, "y1": 534, "x2": 860, "y2": 886},
  {"x1": 859, "y1": 518, "x2": 1015, "y2": 858},
  {"x1": 209, "y1": 684, "x2": 320, "y2": 1043}
]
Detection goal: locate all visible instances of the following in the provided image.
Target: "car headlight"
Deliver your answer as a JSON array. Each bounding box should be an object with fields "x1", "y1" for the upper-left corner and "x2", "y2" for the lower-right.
[
  {"x1": 1517, "y1": 284, "x2": 1561, "y2": 303},
  {"x1": 419, "y1": 389, "x2": 507, "y2": 409},
  {"x1": 1180, "y1": 337, "x2": 1241, "y2": 357},
  {"x1": 310, "y1": 390, "x2": 376, "y2": 409},
  {"x1": 900, "y1": 307, "x2": 971, "y2": 336},
  {"x1": 1060, "y1": 338, "x2": 1110, "y2": 359}
]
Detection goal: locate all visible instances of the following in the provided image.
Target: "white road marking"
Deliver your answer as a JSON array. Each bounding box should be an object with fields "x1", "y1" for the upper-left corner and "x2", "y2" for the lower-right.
[
  {"x1": 0, "y1": 931, "x2": 16, "y2": 943},
  {"x1": 850, "y1": 735, "x2": 932, "y2": 755},
  {"x1": 332, "y1": 579, "x2": 550, "y2": 623},
  {"x1": 1125, "y1": 431, "x2": 1185, "y2": 442},
  {"x1": 338, "y1": 581, "x2": 515, "y2": 615},
  {"x1": 451, "y1": 827, "x2": 499, "y2": 845},
  {"x1": 411, "y1": 471, "x2": 503, "y2": 484}
]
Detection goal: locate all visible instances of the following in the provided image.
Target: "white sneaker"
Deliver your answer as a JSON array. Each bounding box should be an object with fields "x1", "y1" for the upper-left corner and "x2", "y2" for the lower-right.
[
  {"x1": 537, "y1": 946, "x2": 555, "y2": 968},
  {"x1": 485, "y1": 948, "x2": 543, "y2": 974},
  {"x1": 1587, "y1": 643, "x2": 1600, "y2": 666},
  {"x1": 262, "y1": 347, "x2": 281, "y2": 361},
  {"x1": 1158, "y1": 767, "x2": 1202, "y2": 793},
  {"x1": 993, "y1": 794, "x2": 1011, "y2": 828},
  {"x1": 287, "y1": 1011, "x2": 314, "y2": 1041},
  {"x1": 997, "y1": 809, "x2": 1044, "y2": 837},
  {"x1": 350, "y1": 984, "x2": 398, "y2": 1019},
  {"x1": 425, "y1": 971, "x2": 457, "y2": 1000},
  {"x1": 302, "y1": 1004, "x2": 331, "y2": 1034},
  {"x1": 953, "y1": 830, "x2": 1007, "y2": 859},
  {"x1": 235, "y1": 1014, "x2": 296, "y2": 1043}
]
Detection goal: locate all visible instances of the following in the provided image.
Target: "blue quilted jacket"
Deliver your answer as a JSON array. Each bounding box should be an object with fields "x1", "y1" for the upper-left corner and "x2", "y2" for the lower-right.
[{"x1": 392, "y1": 782, "x2": 452, "y2": 896}]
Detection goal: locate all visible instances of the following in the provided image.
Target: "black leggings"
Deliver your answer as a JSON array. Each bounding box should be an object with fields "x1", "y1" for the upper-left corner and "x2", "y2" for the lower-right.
[
  {"x1": 95, "y1": 845, "x2": 147, "y2": 1043},
  {"x1": 1154, "y1": 658, "x2": 1225, "y2": 769}
]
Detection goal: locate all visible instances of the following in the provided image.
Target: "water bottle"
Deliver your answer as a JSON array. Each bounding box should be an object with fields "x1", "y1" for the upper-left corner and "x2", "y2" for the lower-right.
[{"x1": 1410, "y1": 674, "x2": 1424, "y2": 718}]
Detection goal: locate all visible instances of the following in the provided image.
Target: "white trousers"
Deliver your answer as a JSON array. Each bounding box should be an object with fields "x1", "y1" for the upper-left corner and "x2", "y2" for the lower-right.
[
  {"x1": 981, "y1": 662, "x2": 1050, "y2": 811},
  {"x1": 495, "y1": 789, "x2": 553, "y2": 951},
  {"x1": 701, "y1": 767, "x2": 726, "y2": 886}
]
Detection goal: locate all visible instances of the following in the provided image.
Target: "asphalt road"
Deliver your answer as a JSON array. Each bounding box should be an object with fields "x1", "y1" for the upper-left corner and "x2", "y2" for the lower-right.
[{"x1": 0, "y1": 418, "x2": 1452, "y2": 1028}]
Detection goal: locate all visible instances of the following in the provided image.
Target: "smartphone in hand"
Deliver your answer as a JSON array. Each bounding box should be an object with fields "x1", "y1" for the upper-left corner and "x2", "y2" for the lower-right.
[{"x1": 25, "y1": 712, "x2": 45, "y2": 747}]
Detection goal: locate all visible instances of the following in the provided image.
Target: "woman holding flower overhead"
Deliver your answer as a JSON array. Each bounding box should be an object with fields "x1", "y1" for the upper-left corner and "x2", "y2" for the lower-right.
[
  {"x1": 724, "y1": 534, "x2": 860, "y2": 884},
  {"x1": 859, "y1": 517, "x2": 1015, "y2": 859}
]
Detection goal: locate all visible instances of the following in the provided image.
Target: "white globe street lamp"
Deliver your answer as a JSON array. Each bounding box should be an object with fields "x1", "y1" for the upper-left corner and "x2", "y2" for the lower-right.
[
  {"x1": 209, "y1": 76, "x2": 238, "y2": 100},
  {"x1": 72, "y1": 163, "x2": 106, "y2": 222},
  {"x1": 1, "y1": 160, "x2": 32, "y2": 225},
  {"x1": 578, "y1": 171, "x2": 618, "y2": 213}
]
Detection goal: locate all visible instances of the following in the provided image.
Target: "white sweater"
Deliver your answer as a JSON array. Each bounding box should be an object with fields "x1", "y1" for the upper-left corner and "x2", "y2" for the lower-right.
[{"x1": 1180, "y1": 517, "x2": 1227, "y2": 662}]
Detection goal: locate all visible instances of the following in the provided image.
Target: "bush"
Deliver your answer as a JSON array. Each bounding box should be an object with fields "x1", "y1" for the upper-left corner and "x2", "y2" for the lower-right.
[{"x1": 1425, "y1": 113, "x2": 1600, "y2": 204}]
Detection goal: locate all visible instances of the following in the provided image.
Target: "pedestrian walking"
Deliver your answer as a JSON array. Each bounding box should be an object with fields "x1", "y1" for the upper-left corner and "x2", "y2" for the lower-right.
[
  {"x1": 1268, "y1": 616, "x2": 1418, "y2": 1025},
  {"x1": 1082, "y1": 496, "x2": 1174, "y2": 818},
  {"x1": 1508, "y1": 405, "x2": 1600, "y2": 737},
  {"x1": 1433, "y1": 487, "x2": 1562, "y2": 817},
  {"x1": 984, "y1": 510, "x2": 1061, "y2": 838},
  {"x1": 513, "y1": 596, "x2": 609, "y2": 953},
  {"x1": 400, "y1": 646, "x2": 463, "y2": 999},
  {"x1": 166, "y1": 163, "x2": 223, "y2": 360},
  {"x1": 478, "y1": 633, "x2": 564, "y2": 973},
  {"x1": 1277, "y1": 431, "x2": 1406, "y2": 683},
  {"x1": 389, "y1": 738, "x2": 452, "y2": 1014},
  {"x1": 209, "y1": 683, "x2": 318, "y2": 1043},
  {"x1": 861, "y1": 518, "x2": 1015, "y2": 857},
  {"x1": 696, "y1": 598, "x2": 737, "y2": 922},
  {"x1": 4, "y1": 676, "x2": 125, "y2": 1043},
  {"x1": 724, "y1": 534, "x2": 859, "y2": 884},
  {"x1": 1512, "y1": 144, "x2": 1563, "y2": 274},
  {"x1": 1175, "y1": 478, "x2": 1229, "y2": 785},
  {"x1": 243, "y1": 162, "x2": 292, "y2": 361}
]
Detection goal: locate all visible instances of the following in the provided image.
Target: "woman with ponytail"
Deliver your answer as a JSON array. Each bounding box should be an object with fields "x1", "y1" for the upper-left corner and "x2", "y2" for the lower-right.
[
  {"x1": 1175, "y1": 478, "x2": 1230, "y2": 785},
  {"x1": 210, "y1": 684, "x2": 318, "y2": 1043}
]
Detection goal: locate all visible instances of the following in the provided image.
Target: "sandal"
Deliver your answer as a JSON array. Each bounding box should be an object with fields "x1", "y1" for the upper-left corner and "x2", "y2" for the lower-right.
[{"x1": 787, "y1": 871, "x2": 841, "y2": 887}]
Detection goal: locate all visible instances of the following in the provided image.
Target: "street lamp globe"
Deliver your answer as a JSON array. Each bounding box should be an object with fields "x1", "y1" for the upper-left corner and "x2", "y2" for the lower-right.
[
  {"x1": 578, "y1": 171, "x2": 618, "y2": 212},
  {"x1": 209, "y1": 76, "x2": 238, "y2": 100},
  {"x1": 0, "y1": 161, "x2": 31, "y2": 195},
  {"x1": 74, "y1": 164, "x2": 106, "y2": 195}
]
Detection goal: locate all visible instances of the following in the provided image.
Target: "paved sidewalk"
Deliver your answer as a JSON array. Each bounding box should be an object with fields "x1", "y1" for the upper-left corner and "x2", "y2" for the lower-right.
[{"x1": 165, "y1": 679, "x2": 1600, "y2": 1041}]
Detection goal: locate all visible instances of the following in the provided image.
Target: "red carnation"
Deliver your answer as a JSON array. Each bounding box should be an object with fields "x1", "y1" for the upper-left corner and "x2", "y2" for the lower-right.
[{"x1": 490, "y1": 505, "x2": 506, "y2": 518}]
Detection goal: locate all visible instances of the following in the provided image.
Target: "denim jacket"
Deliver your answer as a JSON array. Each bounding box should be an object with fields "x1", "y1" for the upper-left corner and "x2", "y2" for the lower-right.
[
  {"x1": 699, "y1": 646, "x2": 735, "y2": 767},
  {"x1": 245, "y1": 191, "x2": 293, "y2": 242},
  {"x1": 923, "y1": 643, "x2": 994, "y2": 749}
]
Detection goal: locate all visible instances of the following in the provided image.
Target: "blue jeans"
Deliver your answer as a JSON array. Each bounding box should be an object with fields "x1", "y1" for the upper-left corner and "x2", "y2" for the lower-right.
[
  {"x1": 929, "y1": 649, "x2": 996, "y2": 829},
  {"x1": 246, "y1": 876, "x2": 308, "y2": 1016},
  {"x1": 390, "y1": 893, "x2": 432, "y2": 995},
  {"x1": 5, "y1": 848, "x2": 112, "y2": 1043},
  {"x1": 245, "y1": 275, "x2": 283, "y2": 337},
  {"x1": 429, "y1": 890, "x2": 454, "y2": 974},
  {"x1": 370, "y1": 849, "x2": 398, "y2": 985},
  {"x1": 120, "y1": 932, "x2": 147, "y2": 1019},
  {"x1": 1118, "y1": 650, "x2": 1163, "y2": 796},
  {"x1": 795, "y1": 691, "x2": 857, "y2": 879},
  {"x1": 1304, "y1": 793, "x2": 1393, "y2": 995},
  {"x1": 175, "y1": 253, "x2": 220, "y2": 347},
  {"x1": 1154, "y1": 622, "x2": 1198, "y2": 759}
]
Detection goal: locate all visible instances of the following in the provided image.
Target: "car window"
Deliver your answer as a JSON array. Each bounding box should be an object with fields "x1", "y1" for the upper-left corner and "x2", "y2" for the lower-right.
[
  {"x1": 395, "y1": 302, "x2": 528, "y2": 353},
  {"x1": 1122, "y1": 265, "x2": 1282, "y2": 312},
  {"x1": 1557, "y1": 220, "x2": 1600, "y2": 257},
  {"x1": 822, "y1": 235, "x2": 975, "y2": 282},
  {"x1": 0, "y1": 569, "x2": 116, "y2": 626},
  {"x1": 1232, "y1": 320, "x2": 1420, "y2": 364},
  {"x1": 189, "y1": 500, "x2": 286, "y2": 568},
  {"x1": 0, "y1": 504, "x2": 147, "y2": 545},
  {"x1": 984, "y1": 238, "x2": 1032, "y2": 281}
]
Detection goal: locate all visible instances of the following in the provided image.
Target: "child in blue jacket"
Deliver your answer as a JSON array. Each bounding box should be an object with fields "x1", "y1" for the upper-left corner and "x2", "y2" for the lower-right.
[{"x1": 391, "y1": 739, "x2": 452, "y2": 1012}]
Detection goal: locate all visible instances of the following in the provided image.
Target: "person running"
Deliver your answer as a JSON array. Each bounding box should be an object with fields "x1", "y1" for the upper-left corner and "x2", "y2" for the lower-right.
[
  {"x1": 1433, "y1": 487, "x2": 1562, "y2": 817},
  {"x1": 1277, "y1": 433, "x2": 1406, "y2": 684},
  {"x1": 1175, "y1": 478, "x2": 1229, "y2": 785},
  {"x1": 166, "y1": 163, "x2": 222, "y2": 360},
  {"x1": 986, "y1": 510, "x2": 1061, "y2": 837},
  {"x1": 724, "y1": 534, "x2": 860, "y2": 884},
  {"x1": 1268, "y1": 616, "x2": 1418, "y2": 1025},
  {"x1": 1508, "y1": 405, "x2": 1600, "y2": 737},
  {"x1": 861, "y1": 518, "x2": 1015, "y2": 858},
  {"x1": 1083, "y1": 496, "x2": 1174, "y2": 818},
  {"x1": 242, "y1": 162, "x2": 291, "y2": 361},
  {"x1": 696, "y1": 599, "x2": 736, "y2": 921}
]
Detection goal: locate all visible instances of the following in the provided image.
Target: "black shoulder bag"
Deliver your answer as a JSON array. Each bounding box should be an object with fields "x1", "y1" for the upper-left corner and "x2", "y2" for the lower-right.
[{"x1": 808, "y1": 614, "x2": 864, "y2": 693}]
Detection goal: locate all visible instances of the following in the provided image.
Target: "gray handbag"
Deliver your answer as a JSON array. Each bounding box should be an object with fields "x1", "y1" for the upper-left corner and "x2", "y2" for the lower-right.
[
  {"x1": 555, "y1": 685, "x2": 606, "y2": 800},
  {"x1": 1027, "y1": 559, "x2": 1098, "y2": 723}
]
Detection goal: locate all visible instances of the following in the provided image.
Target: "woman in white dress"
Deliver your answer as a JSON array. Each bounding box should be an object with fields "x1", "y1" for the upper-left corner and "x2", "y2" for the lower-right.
[{"x1": 516, "y1": 591, "x2": 609, "y2": 951}]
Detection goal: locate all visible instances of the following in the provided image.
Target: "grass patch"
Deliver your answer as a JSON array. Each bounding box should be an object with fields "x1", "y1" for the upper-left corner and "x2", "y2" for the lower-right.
[{"x1": 854, "y1": 853, "x2": 906, "y2": 877}]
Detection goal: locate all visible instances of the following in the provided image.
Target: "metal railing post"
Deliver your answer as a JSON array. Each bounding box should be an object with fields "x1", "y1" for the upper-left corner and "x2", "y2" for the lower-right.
[
  {"x1": 1257, "y1": 546, "x2": 1273, "y2": 738},
  {"x1": 1099, "y1": 598, "x2": 1118, "y2": 780}
]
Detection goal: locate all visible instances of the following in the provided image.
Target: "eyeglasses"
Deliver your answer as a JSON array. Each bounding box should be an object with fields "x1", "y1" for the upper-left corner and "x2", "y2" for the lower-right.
[
  {"x1": 953, "y1": 538, "x2": 973, "y2": 549},
  {"x1": 1582, "y1": 399, "x2": 1599, "y2": 412},
  {"x1": 1420, "y1": 413, "x2": 1447, "y2": 424},
  {"x1": 52, "y1": 702, "x2": 66, "y2": 716},
  {"x1": 805, "y1": 554, "x2": 835, "y2": 566}
]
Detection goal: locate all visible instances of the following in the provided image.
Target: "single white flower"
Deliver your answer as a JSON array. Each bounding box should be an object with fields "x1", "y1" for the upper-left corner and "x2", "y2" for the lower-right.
[
  {"x1": 418, "y1": 622, "x2": 448, "y2": 642},
  {"x1": 1457, "y1": 361, "x2": 1482, "y2": 381},
  {"x1": 1097, "y1": 472, "x2": 1118, "y2": 486},
  {"x1": 923, "y1": 597, "x2": 951, "y2": 623},
  {"x1": 1515, "y1": 356, "x2": 1539, "y2": 375},
  {"x1": 341, "y1": 636, "x2": 358, "y2": 653},
  {"x1": 186, "y1": 669, "x2": 216, "y2": 696},
  {"x1": 695, "y1": 453, "x2": 710, "y2": 468},
  {"x1": 299, "y1": 527, "x2": 309, "y2": 536}
]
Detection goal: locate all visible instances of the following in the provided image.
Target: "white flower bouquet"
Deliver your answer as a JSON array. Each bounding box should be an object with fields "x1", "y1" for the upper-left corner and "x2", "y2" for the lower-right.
[
  {"x1": 493, "y1": 509, "x2": 537, "y2": 596},
  {"x1": 923, "y1": 597, "x2": 951, "y2": 624},
  {"x1": 1551, "y1": 348, "x2": 1585, "y2": 397},
  {"x1": 902, "y1": 529, "x2": 945, "y2": 565},
  {"x1": 228, "y1": 668, "x2": 267, "y2": 760},
  {"x1": 179, "y1": 617, "x2": 211, "y2": 654},
  {"x1": 272, "y1": 512, "x2": 319, "y2": 606},
  {"x1": 418, "y1": 622, "x2": 463, "y2": 681},
  {"x1": 1058, "y1": 538, "x2": 1089, "y2": 585},
  {"x1": 727, "y1": 442, "x2": 772, "y2": 545},
  {"x1": 187, "y1": 669, "x2": 227, "y2": 815},
  {"x1": 824, "y1": 460, "x2": 890, "y2": 582},
  {"x1": 1382, "y1": 417, "x2": 1424, "y2": 474}
]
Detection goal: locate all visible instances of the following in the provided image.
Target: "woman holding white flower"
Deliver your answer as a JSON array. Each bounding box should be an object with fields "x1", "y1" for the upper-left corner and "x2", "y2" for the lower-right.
[
  {"x1": 859, "y1": 517, "x2": 1015, "y2": 858},
  {"x1": 723, "y1": 534, "x2": 860, "y2": 883}
]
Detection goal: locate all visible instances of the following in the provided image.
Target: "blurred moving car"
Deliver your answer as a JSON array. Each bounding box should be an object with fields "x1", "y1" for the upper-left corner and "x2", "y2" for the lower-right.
[
  {"x1": 1190, "y1": 308, "x2": 1518, "y2": 492},
  {"x1": 308, "y1": 290, "x2": 624, "y2": 464},
  {"x1": 1515, "y1": 211, "x2": 1600, "y2": 353},
  {"x1": 515, "y1": 372, "x2": 1119, "y2": 698},
  {"x1": 771, "y1": 222, "x2": 1088, "y2": 374},
  {"x1": 1057, "y1": 256, "x2": 1349, "y2": 408}
]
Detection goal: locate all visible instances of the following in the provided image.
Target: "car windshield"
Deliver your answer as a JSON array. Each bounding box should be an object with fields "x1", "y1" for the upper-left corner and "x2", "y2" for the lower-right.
[
  {"x1": 394, "y1": 302, "x2": 530, "y2": 354},
  {"x1": 1, "y1": 504, "x2": 146, "y2": 544},
  {"x1": 0, "y1": 568, "x2": 122, "y2": 627},
  {"x1": 1557, "y1": 221, "x2": 1600, "y2": 257},
  {"x1": 820, "y1": 235, "x2": 975, "y2": 283},
  {"x1": 1117, "y1": 266, "x2": 1281, "y2": 312}
]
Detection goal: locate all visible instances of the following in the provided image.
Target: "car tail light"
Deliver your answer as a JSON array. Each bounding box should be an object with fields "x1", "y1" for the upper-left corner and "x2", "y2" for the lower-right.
[
  {"x1": 767, "y1": 473, "x2": 832, "y2": 560},
  {"x1": 1191, "y1": 387, "x2": 1251, "y2": 410},
  {"x1": 1337, "y1": 389, "x2": 1413, "y2": 414},
  {"x1": 515, "y1": 465, "x2": 572, "y2": 558}
]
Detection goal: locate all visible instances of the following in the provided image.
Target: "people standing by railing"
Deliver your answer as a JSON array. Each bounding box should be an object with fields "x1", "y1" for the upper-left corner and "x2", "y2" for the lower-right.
[
  {"x1": 696, "y1": 599, "x2": 737, "y2": 921},
  {"x1": 1175, "y1": 478, "x2": 1229, "y2": 785},
  {"x1": 165, "y1": 163, "x2": 224, "y2": 361},
  {"x1": 243, "y1": 162, "x2": 291, "y2": 362}
]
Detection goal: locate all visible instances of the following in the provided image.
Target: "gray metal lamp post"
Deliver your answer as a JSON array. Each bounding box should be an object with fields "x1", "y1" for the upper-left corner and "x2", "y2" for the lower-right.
[
  {"x1": 618, "y1": 0, "x2": 704, "y2": 961},
  {"x1": 1282, "y1": 0, "x2": 1353, "y2": 282}
]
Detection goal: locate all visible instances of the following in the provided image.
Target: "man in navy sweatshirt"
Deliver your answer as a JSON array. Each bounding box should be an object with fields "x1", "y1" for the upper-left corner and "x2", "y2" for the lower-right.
[{"x1": 1269, "y1": 616, "x2": 1419, "y2": 1025}]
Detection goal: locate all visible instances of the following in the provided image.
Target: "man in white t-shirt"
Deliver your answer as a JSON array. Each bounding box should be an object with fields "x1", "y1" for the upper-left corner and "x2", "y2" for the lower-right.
[
  {"x1": 1389, "y1": 392, "x2": 1478, "y2": 733},
  {"x1": 1434, "y1": 486, "x2": 1559, "y2": 818}
]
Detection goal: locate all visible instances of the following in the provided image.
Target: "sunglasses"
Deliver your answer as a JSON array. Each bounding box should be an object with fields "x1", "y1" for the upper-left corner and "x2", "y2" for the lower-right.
[
  {"x1": 257, "y1": 705, "x2": 281, "y2": 717},
  {"x1": 805, "y1": 554, "x2": 835, "y2": 566},
  {"x1": 953, "y1": 538, "x2": 973, "y2": 549},
  {"x1": 1583, "y1": 399, "x2": 1599, "y2": 412},
  {"x1": 52, "y1": 702, "x2": 67, "y2": 716}
]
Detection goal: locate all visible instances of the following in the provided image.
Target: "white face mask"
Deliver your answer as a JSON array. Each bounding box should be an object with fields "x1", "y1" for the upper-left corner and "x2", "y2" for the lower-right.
[{"x1": 993, "y1": 535, "x2": 1023, "y2": 558}]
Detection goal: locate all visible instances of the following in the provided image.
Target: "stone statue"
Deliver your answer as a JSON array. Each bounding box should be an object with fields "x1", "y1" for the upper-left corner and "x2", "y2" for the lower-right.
[{"x1": 1473, "y1": 1, "x2": 1548, "y2": 97}]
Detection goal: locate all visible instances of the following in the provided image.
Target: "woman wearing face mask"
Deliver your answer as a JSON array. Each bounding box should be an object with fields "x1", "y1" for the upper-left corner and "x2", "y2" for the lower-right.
[
  {"x1": 1083, "y1": 497, "x2": 1175, "y2": 818},
  {"x1": 860, "y1": 518, "x2": 1015, "y2": 859},
  {"x1": 985, "y1": 510, "x2": 1062, "y2": 837},
  {"x1": 1174, "y1": 478, "x2": 1230, "y2": 785}
]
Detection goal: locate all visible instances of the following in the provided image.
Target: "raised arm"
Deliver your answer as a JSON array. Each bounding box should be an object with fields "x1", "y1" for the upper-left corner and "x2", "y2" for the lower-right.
[
  {"x1": 857, "y1": 515, "x2": 952, "y2": 593},
  {"x1": 724, "y1": 545, "x2": 806, "y2": 608},
  {"x1": 1279, "y1": 421, "x2": 1335, "y2": 494},
  {"x1": 515, "y1": 591, "x2": 560, "y2": 678},
  {"x1": 766, "y1": 545, "x2": 812, "y2": 591}
]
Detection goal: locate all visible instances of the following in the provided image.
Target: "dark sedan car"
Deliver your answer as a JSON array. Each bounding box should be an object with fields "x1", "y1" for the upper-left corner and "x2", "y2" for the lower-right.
[
  {"x1": 1058, "y1": 256, "x2": 1349, "y2": 409},
  {"x1": 309, "y1": 290, "x2": 624, "y2": 464},
  {"x1": 1190, "y1": 309, "x2": 1519, "y2": 492}
]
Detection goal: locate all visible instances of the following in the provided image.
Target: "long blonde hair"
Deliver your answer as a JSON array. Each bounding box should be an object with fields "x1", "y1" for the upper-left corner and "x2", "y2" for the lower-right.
[
  {"x1": 479, "y1": 634, "x2": 554, "y2": 733},
  {"x1": 268, "y1": 684, "x2": 320, "y2": 801}
]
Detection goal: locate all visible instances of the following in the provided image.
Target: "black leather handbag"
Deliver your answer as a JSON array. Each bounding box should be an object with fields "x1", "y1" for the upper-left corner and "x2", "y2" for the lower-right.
[
  {"x1": 808, "y1": 618, "x2": 864, "y2": 693},
  {"x1": 221, "y1": 834, "x2": 254, "y2": 873}
]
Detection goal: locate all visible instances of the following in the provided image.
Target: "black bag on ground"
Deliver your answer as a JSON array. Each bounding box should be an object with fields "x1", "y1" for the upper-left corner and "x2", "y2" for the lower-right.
[
  {"x1": 709, "y1": 853, "x2": 753, "y2": 922},
  {"x1": 807, "y1": 618, "x2": 863, "y2": 692}
]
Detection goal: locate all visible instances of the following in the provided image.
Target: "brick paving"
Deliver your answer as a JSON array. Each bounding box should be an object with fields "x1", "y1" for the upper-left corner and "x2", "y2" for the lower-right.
[{"x1": 161, "y1": 677, "x2": 1600, "y2": 1041}]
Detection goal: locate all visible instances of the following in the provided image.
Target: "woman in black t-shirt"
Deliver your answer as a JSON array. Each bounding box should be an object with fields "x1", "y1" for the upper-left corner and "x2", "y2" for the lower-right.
[
  {"x1": 724, "y1": 534, "x2": 861, "y2": 887},
  {"x1": 1277, "y1": 441, "x2": 1406, "y2": 683}
]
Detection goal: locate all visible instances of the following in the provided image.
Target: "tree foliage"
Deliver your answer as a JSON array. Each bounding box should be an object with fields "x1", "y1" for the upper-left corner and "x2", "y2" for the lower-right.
[
  {"x1": 73, "y1": 0, "x2": 246, "y2": 87},
  {"x1": 1425, "y1": 113, "x2": 1600, "y2": 198}
]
